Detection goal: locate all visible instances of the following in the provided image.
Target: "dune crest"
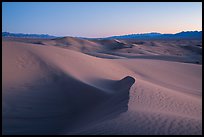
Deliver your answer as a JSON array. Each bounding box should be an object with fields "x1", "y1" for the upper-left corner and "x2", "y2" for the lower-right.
[{"x1": 2, "y1": 42, "x2": 135, "y2": 134}]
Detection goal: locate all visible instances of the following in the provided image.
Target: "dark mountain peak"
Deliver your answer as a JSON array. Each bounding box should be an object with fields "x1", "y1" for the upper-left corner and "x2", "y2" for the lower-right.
[
  {"x1": 107, "y1": 31, "x2": 202, "y2": 40},
  {"x1": 2, "y1": 32, "x2": 57, "y2": 39}
]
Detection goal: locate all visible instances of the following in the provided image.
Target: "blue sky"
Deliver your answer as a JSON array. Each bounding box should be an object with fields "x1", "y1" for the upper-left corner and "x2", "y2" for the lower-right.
[{"x1": 2, "y1": 2, "x2": 202, "y2": 38}]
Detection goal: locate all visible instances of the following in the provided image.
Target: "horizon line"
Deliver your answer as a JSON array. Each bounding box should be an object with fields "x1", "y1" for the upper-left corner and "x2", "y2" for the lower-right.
[{"x1": 2, "y1": 30, "x2": 202, "y2": 39}]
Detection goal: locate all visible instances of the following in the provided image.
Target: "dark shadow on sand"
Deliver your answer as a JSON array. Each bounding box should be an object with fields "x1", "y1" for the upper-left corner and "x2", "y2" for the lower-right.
[{"x1": 2, "y1": 71, "x2": 135, "y2": 135}]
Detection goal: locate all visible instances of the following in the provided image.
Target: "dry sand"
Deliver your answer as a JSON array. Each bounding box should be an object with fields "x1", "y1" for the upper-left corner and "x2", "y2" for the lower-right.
[{"x1": 2, "y1": 39, "x2": 202, "y2": 135}]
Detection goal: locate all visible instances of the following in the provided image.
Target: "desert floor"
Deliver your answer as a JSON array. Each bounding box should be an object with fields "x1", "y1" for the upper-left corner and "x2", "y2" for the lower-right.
[{"x1": 2, "y1": 37, "x2": 202, "y2": 135}]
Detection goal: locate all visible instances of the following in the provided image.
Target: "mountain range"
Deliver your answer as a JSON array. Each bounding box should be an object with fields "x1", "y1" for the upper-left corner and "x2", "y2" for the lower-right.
[
  {"x1": 2, "y1": 32, "x2": 56, "y2": 39},
  {"x1": 2, "y1": 31, "x2": 202, "y2": 40},
  {"x1": 107, "y1": 31, "x2": 202, "y2": 40}
]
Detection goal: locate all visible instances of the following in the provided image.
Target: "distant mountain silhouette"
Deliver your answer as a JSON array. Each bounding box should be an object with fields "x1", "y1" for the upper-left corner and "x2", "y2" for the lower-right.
[
  {"x1": 2, "y1": 31, "x2": 202, "y2": 40},
  {"x1": 2, "y1": 32, "x2": 57, "y2": 39},
  {"x1": 107, "y1": 31, "x2": 202, "y2": 40}
]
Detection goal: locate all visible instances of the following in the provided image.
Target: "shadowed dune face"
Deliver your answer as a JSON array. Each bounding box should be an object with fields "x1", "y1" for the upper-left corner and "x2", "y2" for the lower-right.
[
  {"x1": 115, "y1": 76, "x2": 135, "y2": 89},
  {"x1": 3, "y1": 72, "x2": 135, "y2": 135},
  {"x1": 90, "y1": 39, "x2": 130, "y2": 50}
]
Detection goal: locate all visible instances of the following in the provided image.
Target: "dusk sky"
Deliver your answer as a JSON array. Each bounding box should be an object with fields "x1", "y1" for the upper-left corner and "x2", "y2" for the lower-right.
[{"x1": 2, "y1": 2, "x2": 202, "y2": 38}]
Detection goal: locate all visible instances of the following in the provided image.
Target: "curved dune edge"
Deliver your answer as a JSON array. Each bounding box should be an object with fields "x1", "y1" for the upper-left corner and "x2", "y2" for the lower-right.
[
  {"x1": 2, "y1": 41, "x2": 202, "y2": 135},
  {"x1": 2, "y1": 42, "x2": 135, "y2": 134}
]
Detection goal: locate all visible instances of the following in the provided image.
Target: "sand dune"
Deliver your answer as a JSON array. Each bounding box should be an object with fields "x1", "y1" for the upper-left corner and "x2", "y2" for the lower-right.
[
  {"x1": 3, "y1": 37, "x2": 202, "y2": 64},
  {"x1": 2, "y1": 40, "x2": 202, "y2": 135}
]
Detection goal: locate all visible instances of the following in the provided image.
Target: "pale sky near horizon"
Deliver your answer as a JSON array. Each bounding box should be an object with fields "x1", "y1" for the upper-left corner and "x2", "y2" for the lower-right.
[{"x1": 2, "y1": 2, "x2": 202, "y2": 38}]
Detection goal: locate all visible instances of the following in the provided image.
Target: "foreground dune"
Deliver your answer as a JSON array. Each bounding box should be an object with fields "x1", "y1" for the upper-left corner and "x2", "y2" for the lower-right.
[{"x1": 2, "y1": 41, "x2": 202, "y2": 135}]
